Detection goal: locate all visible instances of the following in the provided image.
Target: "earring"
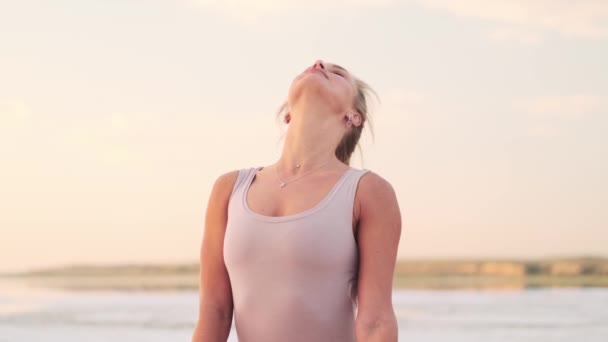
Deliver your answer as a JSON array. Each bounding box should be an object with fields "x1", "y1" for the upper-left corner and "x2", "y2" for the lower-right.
[
  {"x1": 346, "y1": 113, "x2": 353, "y2": 127},
  {"x1": 284, "y1": 113, "x2": 291, "y2": 124}
]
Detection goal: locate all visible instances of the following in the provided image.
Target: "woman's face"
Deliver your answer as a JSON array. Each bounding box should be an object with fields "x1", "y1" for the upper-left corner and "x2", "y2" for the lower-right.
[{"x1": 288, "y1": 60, "x2": 357, "y2": 115}]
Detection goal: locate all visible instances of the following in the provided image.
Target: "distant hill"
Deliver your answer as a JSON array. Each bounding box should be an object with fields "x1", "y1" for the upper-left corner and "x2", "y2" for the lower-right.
[
  {"x1": 15, "y1": 264, "x2": 199, "y2": 277},
  {"x1": 393, "y1": 256, "x2": 608, "y2": 276},
  {"x1": 13, "y1": 255, "x2": 608, "y2": 277}
]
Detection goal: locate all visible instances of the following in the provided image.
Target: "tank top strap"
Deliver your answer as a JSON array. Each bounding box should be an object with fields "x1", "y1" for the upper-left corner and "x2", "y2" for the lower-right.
[
  {"x1": 345, "y1": 168, "x2": 372, "y2": 190},
  {"x1": 326, "y1": 167, "x2": 371, "y2": 222},
  {"x1": 229, "y1": 167, "x2": 259, "y2": 200},
  {"x1": 230, "y1": 166, "x2": 369, "y2": 220},
  {"x1": 346, "y1": 167, "x2": 372, "y2": 207}
]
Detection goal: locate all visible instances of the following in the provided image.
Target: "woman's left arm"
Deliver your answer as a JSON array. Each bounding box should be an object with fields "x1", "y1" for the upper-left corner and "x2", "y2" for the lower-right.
[{"x1": 354, "y1": 172, "x2": 402, "y2": 342}]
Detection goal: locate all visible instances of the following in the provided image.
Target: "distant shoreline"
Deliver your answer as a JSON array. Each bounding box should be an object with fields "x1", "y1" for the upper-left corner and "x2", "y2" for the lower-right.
[
  {"x1": 6, "y1": 255, "x2": 608, "y2": 278},
  {"x1": 2, "y1": 256, "x2": 607, "y2": 291},
  {"x1": 2, "y1": 274, "x2": 607, "y2": 292}
]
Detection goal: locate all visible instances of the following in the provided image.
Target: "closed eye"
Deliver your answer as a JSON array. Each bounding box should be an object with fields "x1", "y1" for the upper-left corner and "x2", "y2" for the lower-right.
[{"x1": 330, "y1": 64, "x2": 349, "y2": 78}]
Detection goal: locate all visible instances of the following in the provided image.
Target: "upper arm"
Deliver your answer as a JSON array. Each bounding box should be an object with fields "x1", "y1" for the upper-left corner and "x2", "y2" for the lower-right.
[
  {"x1": 197, "y1": 170, "x2": 240, "y2": 320},
  {"x1": 355, "y1": 172, "x2": 402, "y2": 324}
]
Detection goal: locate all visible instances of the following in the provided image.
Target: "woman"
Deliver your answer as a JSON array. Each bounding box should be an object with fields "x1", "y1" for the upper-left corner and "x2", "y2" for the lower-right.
[{"x1": 192, "y1": 60, "x2": 402, "y2": 342}]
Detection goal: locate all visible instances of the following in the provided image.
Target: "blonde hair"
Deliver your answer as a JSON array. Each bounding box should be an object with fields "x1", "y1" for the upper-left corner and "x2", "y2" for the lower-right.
[{"x1": 275, "y1": 76, "x2": 377, "y2": 166}]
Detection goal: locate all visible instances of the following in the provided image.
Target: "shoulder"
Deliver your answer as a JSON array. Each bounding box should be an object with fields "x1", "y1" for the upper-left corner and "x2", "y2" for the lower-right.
[
  {"x1": 214, "y1": 169, "x2": 241, "y2": 188},
  {"x1": 353, "y1": 170, "x2": 399, "y2": 221},
  {"x1": 209, "y1": 169, "x2": 243, "y2": 199},
  {"x1": 357, "y1": 170, "x2": 396, "y2": 200}
]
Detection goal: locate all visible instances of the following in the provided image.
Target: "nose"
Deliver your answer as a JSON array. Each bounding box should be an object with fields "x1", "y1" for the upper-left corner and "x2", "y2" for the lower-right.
[{"x1": 312, "y1": 60, "x2": 325, "y2": 69}]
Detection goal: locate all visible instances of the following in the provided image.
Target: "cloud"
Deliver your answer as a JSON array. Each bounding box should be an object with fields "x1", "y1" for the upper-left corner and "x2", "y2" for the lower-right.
[
  {"x1": 384, "y1": 88, "x2": 427, "y2": 108},
  {"x1": 375, "y1": 88, "x2": 434, "y2": 132},
  {"x1": 188, "y1": 0, "x2": 608, "y2": 40},
  {"x1": 524, "y1": 123, "x2": 560, "y2": 138},
  {"x1": 56, "y1": 112, "x2": 136, "y2": 166},
  {"x1": 109, "y1": 113, "x2": 128, "y2": 133},
  {"x1": 518, "y1": 94, "x2": 603, "y2": 120},
  {"x1": 187, "y1": 0, "x2": 347, "y2": 22},
  {"x1": 188, "y1": 0, "x2": 390, "y2": 13},
  {"x1": 0, "y1": 99, "x2": 32, "y2": 129},
  {"x1": 487, "y1": 26, "x2": 543, "y2": 45},
  {"x1": 516, "y1": 94, "x2": 603, "y2": 138},
  {"x1": 412, "y1": 0, "x2": 608, "y2": 40}
]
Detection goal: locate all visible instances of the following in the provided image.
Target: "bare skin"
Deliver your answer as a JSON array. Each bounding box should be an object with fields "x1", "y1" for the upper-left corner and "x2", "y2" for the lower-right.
[
  {"x1": 192, "y1": 60, "x2": 401, "y2": 342},
  {"x1": 191, "y1": 170, "x2": 238, "y2": 342}
]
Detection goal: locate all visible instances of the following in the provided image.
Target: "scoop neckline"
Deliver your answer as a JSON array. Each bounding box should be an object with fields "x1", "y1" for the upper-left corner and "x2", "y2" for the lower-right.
[{"x1": 242, "y1": 166, "x2": 353, "y2": 223}]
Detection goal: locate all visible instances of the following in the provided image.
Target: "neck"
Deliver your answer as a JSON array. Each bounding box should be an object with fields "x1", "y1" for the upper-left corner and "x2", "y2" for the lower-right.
[{"x1": 278, "y1": 103, "x2": 344, "y2": 175}]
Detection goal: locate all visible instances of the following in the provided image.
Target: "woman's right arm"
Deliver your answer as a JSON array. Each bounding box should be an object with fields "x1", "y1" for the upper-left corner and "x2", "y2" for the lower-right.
[{"x1": 192, "y1": 170, "x2": 239, "y2": 342}]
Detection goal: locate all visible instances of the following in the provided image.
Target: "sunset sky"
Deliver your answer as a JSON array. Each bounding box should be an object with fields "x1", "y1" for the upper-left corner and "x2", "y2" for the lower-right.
[{"x1": 1, "y1": 1, "x2": 607, "y2": 272}]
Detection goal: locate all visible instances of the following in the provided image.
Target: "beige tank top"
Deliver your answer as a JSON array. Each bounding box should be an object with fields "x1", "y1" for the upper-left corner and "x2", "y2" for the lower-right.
[{"x1": 223, "y1": 166, "x2": 370, "y2": 342}]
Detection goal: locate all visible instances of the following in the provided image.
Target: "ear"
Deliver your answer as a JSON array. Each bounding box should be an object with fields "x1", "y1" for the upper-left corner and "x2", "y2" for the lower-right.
[{"x1": 351, "y1": 112, "x2": 362, "y2": 127}]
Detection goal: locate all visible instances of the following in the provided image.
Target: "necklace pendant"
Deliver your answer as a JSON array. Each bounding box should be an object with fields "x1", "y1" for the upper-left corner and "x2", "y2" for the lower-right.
[{"x1": 279, "y1": 182, "x2": 286, "y2": 188}]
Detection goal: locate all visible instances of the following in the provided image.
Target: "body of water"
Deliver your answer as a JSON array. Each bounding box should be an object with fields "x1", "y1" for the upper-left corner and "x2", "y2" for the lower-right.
[{"x1": 1, "y1": 281, "x2": 607, "y2": 341}]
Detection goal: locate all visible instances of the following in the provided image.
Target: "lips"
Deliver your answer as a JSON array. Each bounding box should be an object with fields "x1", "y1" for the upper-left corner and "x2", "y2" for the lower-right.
[{"x1": 305, "y1": 67, "x2": 328, "y2": 79}]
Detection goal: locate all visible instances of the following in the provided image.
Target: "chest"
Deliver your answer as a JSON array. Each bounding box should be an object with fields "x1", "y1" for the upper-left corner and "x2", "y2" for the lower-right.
[
  {"x1": 224, "y1": 168, "x2": 362, "y2": 271},
  {"x1": 224, "y1": 205, "x2": 358, "y2": 274},
  {"x1": 243, "y1": 171, "x2": 361, "y2": 236},
  {"x1": 246, "y1": 174, "x2": 336, "y2": 214}
]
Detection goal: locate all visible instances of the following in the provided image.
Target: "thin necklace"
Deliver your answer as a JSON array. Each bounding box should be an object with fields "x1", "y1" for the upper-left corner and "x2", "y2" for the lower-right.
[{"x1": 275, "y1": 160, "x2": 332, "y2": 188}]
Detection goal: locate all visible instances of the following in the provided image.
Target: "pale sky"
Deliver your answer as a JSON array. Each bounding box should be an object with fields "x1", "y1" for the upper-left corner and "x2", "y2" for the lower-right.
[{"x1": 1, "y1": 1, "x2": 607, "y2": 272}]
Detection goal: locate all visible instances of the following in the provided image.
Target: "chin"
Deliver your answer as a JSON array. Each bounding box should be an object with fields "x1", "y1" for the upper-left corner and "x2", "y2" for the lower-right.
[{"x1": 290, "y1": 76, "x2": 329, "y2": 99}]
